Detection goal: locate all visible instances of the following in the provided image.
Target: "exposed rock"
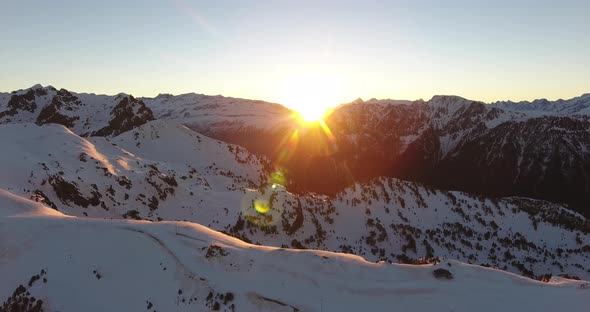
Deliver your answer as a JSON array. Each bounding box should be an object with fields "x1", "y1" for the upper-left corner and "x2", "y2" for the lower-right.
[
  {"x1": 433, "y1": 268, "x2": 453, "y2": 279},
  {"x1": 31, "y1": 190, "x2": 58, "y2": 210},
  {"x1": 48, "y1": 175, "x2": 100, "y2": 208},
  {"x1": 0, "y1": 89, "x2": 38, "y2": 119},
  {"x1": 90, "y1": 95, "x2": 154, "y2": 137},
  {"x1": 35, "y1": 89, "x2": 80, "y2": 128}
]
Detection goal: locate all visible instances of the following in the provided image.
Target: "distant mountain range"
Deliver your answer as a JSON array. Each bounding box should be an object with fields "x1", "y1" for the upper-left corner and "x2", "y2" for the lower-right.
[
  {"x1": 143, "y1": 88, "x2": 590, "y2": 217},
  {"x1": 2, "y1": 85, "x2": 590, "y2": 218},
  {"x1": 492, "y1": 93, "x2": 590, "y2": 115}
]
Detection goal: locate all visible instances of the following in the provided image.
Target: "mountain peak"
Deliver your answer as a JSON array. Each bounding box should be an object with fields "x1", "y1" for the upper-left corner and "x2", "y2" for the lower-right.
[
  {"x1": 428, "y1": 95, "x2": 475, "y2": 112},
  {"x1": 352, "y1": 97, "x2": 364, "y2": 104},
  {"x1": 28, "y1": 84, "x2": 57, "y2": 92},
  {"x1": 429, "y1": 95, "x2": 469, "y2": 102}
]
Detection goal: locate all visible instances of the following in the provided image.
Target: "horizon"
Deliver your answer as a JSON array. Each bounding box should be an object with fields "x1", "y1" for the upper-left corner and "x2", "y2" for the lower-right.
[
  {"x1": 4, "y1": 83, "x2": 590, "y2": 106},
  {"x1": 2, "y1": 0, "x2": 590, "y2": 110}
]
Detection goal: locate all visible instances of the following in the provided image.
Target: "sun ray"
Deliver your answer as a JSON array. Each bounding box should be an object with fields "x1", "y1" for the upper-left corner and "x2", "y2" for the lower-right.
[{"x1": 319, "y1": 119, "x2": 336, "y2": 142}]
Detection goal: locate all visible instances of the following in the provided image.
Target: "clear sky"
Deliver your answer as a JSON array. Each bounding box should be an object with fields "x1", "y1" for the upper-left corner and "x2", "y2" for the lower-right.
[{"x1": 1, "y1": 0, "x2": 589, "y2": 106}]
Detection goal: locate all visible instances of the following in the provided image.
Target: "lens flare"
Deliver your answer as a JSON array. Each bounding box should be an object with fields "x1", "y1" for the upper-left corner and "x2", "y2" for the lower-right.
[
  {"x1": 240, "y1": 184, "x2": 285, "y2": 227},
  {"x1": 253, "y1": 198, "x2": 270, "y2": 214},
  {"x1": 270, "y1": 170, "x2": 287, "y2": 186}
]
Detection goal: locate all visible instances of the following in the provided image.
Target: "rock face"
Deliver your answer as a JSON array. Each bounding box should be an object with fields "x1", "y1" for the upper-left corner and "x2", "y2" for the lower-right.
[
  {"x1": 89, "y1": 95, "x2": 154, "y2": 137},
  {"x1": 323, "y1": 97, "x2": 590, "y2": 216},
  {"x1": 36, "y1": 88, "x2": 81, "y2": 128},
  {"x1": 433, "y1": 268, "x2": 453, "y2": 279},
  {"x1": 0, "y1": 89, "x2": 38, "y2": 119}
]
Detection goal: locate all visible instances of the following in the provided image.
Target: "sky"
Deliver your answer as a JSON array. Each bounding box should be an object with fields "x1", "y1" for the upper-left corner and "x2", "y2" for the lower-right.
[{"x1": 1, "y1": 0, "x2": 589, "y2": 107}]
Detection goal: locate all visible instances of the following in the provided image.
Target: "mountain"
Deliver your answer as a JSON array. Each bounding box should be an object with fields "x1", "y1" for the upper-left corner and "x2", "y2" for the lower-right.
[
  {"x1": 6, "y1": 85, "x2": 590, "y2": 218},
  {"x1": 322, "y1": 96, "x2": 590, "y2": 217},
  {"x1": 0, "y1": 85, "x2": 154, "y2": 137},
  {"x1": 1, "y1": 85, "x2": 590, "y2": 310},
  {"x1": 1, "y1": 189, "x2": 588, "y2": 312},
  {"x1": 141, "y1": 92, "x2": 294, "y2": 133},
  {"x1": 0, "y1": 121, "x2": 588, "y2": 281},
  {"x1": 141, "y1": 92, "x2": 298, "y2": 157},
  {"x1": 136, "y1": 88, "x2": 590, "y2": 217}
]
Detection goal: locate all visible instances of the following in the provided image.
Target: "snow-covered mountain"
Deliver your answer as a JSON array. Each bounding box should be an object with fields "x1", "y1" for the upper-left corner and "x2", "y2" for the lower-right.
[
  {"x1": 141, "y1": 92, "x2": 294, "y2": 133},
  {"x1": 134, "y1": 87, "x2": 590, "y2": 217},
  {"x1": 2, "y1": 85, "x2": 590, "y2": 311},
  {"x1": 0, "y1": 85, "x2": 154, "y2": 137},
  {"x1": 140, "y1": 92, "x2": 306, "y2": 163},
  {"x1": 1, "y1": 190, "x2": 589, "y2": 312},
  {"x1": 2, "y1": 83, "x2": 590, "y2": 213},
  {"x1": 0, "y1": 121, "x2": 268, "y2": 222},
  {"x1": 0, "y1": 121, "x2": 588, "y2": 282},
  {"x1": 320, "y1": 96, "x2": 590, "y2": 217},
  {"x1": 4, "y1": 85, "x2": 589, "y2": 218}
]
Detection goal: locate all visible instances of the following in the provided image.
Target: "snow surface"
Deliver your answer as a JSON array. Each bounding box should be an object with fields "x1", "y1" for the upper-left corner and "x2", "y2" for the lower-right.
[{"x1": 1, "y1": 190, "x2": 588, "y2": 312}]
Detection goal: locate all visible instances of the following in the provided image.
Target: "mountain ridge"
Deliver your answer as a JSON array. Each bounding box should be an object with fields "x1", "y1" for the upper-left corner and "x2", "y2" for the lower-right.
[{"x1": 6, "y1": 84, "x2": 590, "y2": 116}]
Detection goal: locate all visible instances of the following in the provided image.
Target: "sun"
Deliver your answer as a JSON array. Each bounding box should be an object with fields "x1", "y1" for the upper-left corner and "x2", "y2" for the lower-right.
[
  {"x1": 279, "y1": 74, "x2": 341, "y2": 123},
  {"x1": 297, "y1": 104, "x2": 331, "y2": 122}
]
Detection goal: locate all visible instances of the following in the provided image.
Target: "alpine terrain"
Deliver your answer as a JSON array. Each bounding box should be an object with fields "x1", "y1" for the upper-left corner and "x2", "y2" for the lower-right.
[{"x1": 0, "y1": 85, "x2": 588, "y2": 311}]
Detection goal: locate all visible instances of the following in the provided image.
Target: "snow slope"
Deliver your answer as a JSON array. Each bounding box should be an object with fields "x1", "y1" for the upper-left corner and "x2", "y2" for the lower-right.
[
  {"x1": 1, "y1": 190, "x2": 588, "y2": 312},
  {"x1": 108, "y1": 119, "x2": 268, "y2": 176},
  {"x1": 0, "y1": 122, "x2": 268, "y2": 223}
]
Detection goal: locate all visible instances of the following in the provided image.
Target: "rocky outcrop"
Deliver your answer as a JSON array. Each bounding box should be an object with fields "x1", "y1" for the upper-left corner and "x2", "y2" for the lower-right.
[
  {"x1": 35, "y1": 88, "x2": 80, "y2": 128},
  {"x1": 0, "y1": 89, "x2": 38, "y2": 120},
  {"x1": 433, "y1": 268, "x2": 453, "y2": 279},
  {"x1": 89, "y1": 95, "x2": 154, "y2": 137}
]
